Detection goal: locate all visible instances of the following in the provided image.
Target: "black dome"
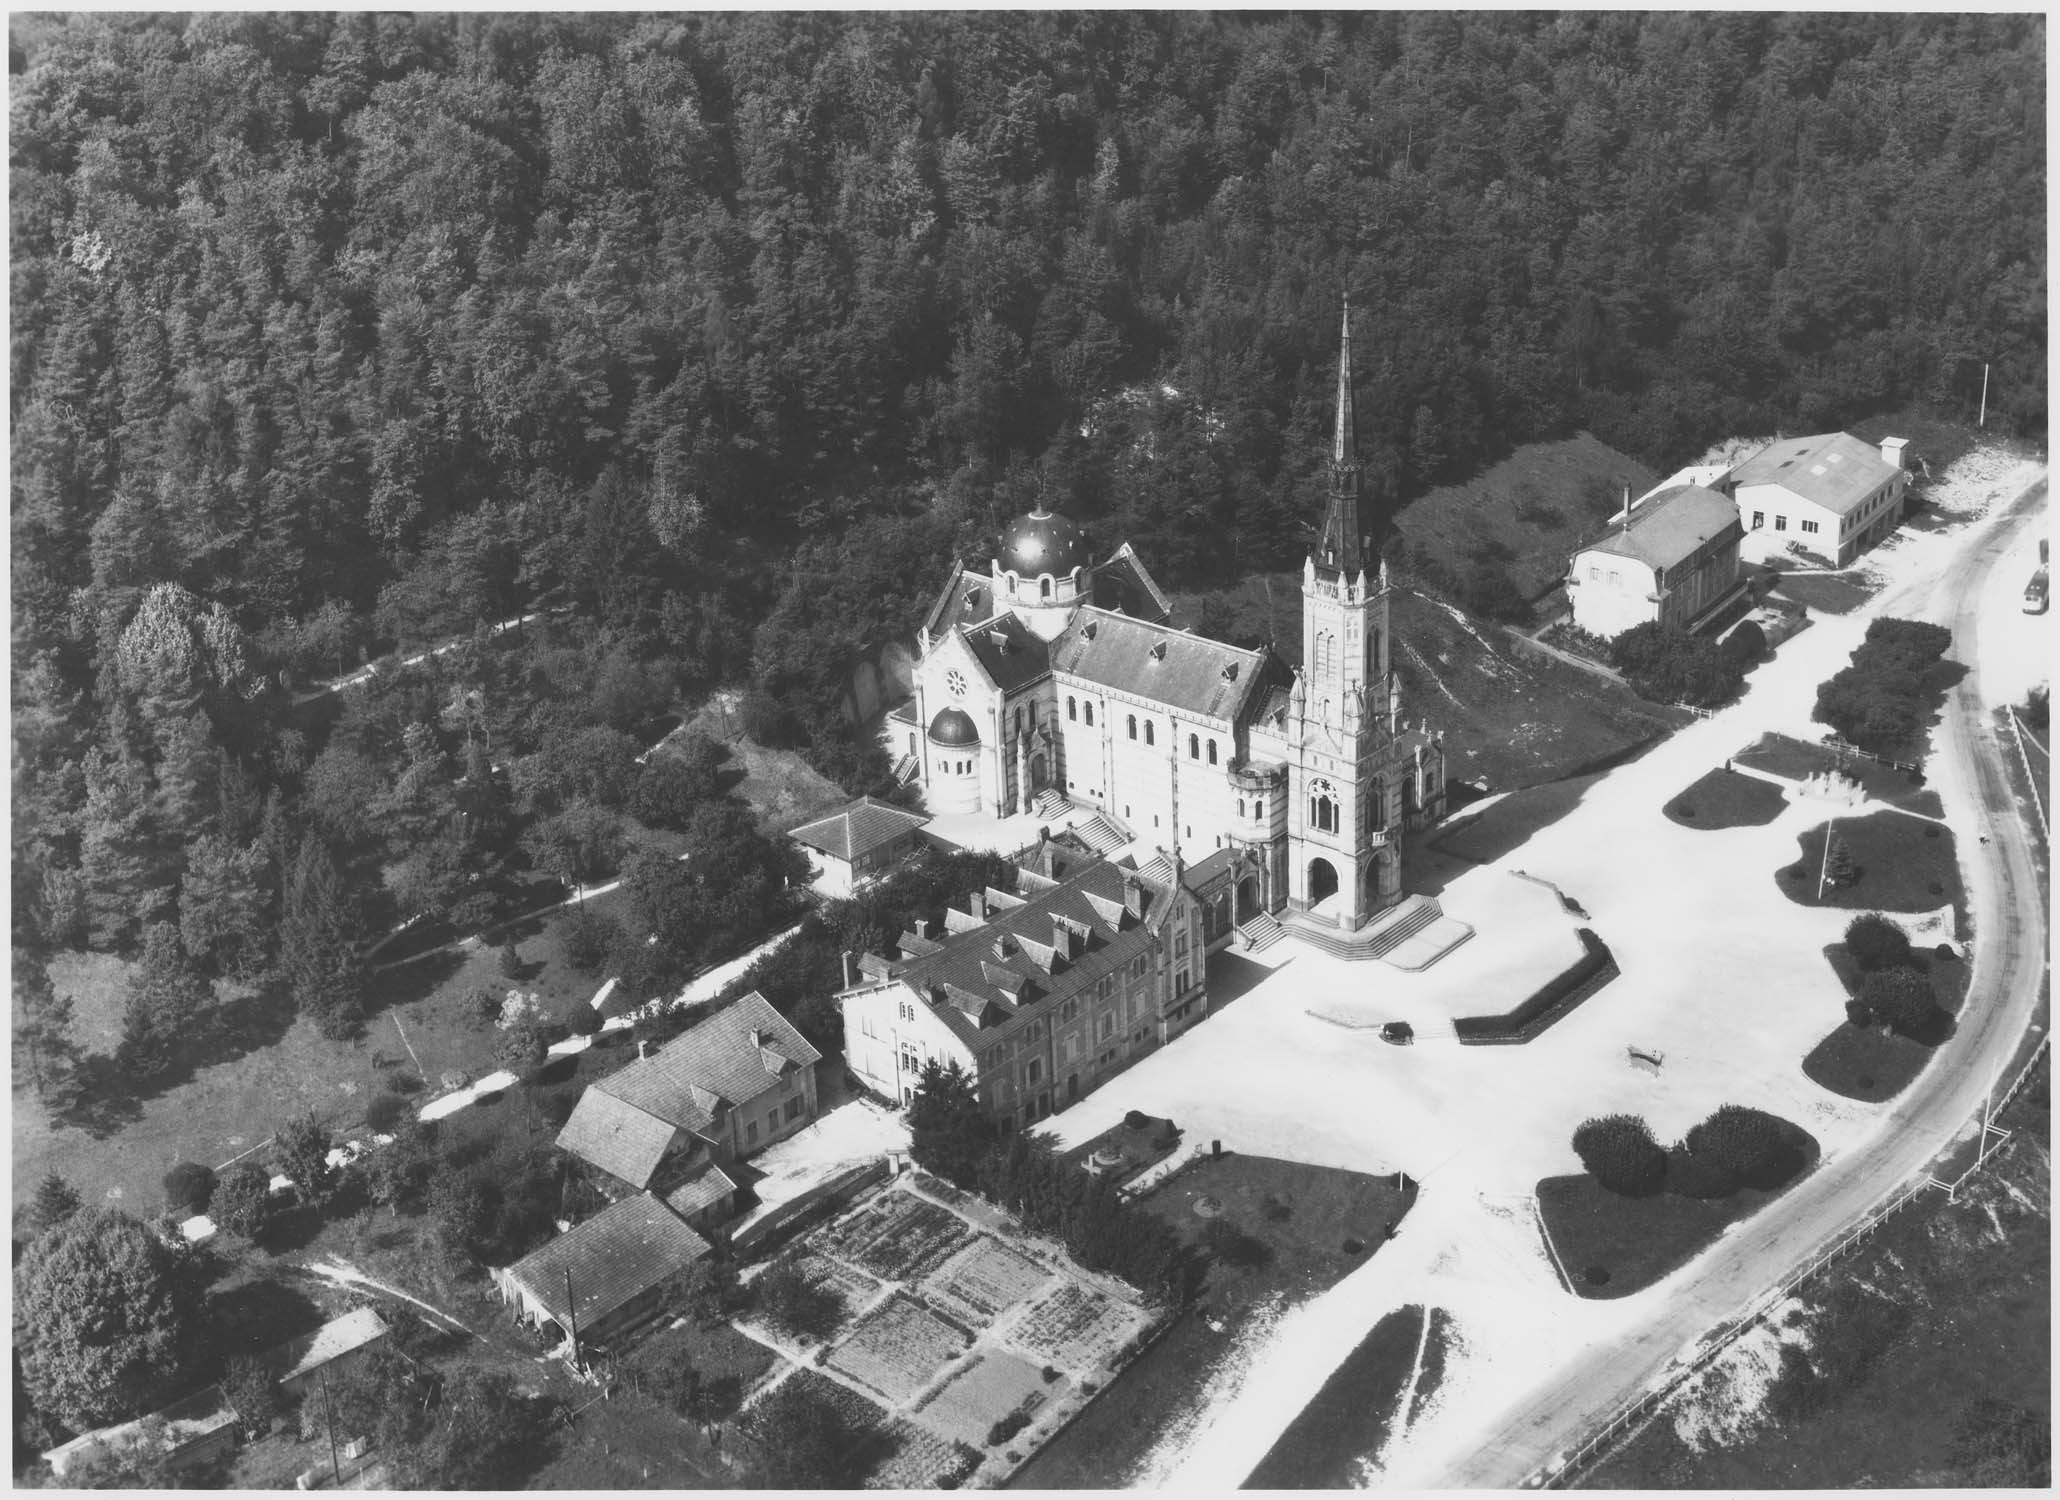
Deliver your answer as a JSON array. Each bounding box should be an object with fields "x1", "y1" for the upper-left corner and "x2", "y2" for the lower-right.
[
  {"x1": 1000, "y1": 505, "x2": 1088, "y2": 578},
  {"x1": 928, "y1": 707, "x2": 981, "y2": 747}
]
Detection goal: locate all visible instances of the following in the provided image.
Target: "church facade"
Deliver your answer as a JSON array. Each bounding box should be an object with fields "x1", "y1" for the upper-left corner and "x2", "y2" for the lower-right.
[{"x1": 895, "y1": 305, "x2": 1446, "y2": 933}]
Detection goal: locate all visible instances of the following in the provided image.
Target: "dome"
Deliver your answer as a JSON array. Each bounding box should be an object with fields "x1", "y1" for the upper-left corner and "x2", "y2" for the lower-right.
[
  {"x1": 928, "y1": 707, "x2": 981, "y2": 747},
  {"x1": 1000, "y1": 505, "x2": 1088, "y2": 579}
]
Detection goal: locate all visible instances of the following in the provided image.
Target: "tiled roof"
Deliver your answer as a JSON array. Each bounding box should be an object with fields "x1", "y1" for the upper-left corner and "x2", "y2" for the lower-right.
[
  {"x1": 505, "y1": 1193, "x2": 710, "y2": 1332},
  {"x1": 888, "y1": 860, "x2": 1176, "y2": 1051},
  {"x1": 271, "y1": 1308, "x2": 389, "y2": 1385},
  {"x1": 1729, "y1": 432, "x2": 1898, "y2": 516},
  {"x1": 788, "y1": 797, "x2": 931, "y2": 862},
  {"x1": 1052, "y1": 609, "x2": 1269, "y2": 724},
  {"x1": 1577, "y1": 484, "x2": 1742, "y2": 570},
  {"x1": 960, "y1": 611, "x2": 1051, "y2": 695},
  {"x1": 597, "y1": 991, "x2": 821, "y2": 1135},
  {"x1": 922, "y1": 564, "x2": 994, "y2": 639},
  {"x1": 662, "y1": 1164, "x2": 739, "y2": 1221},
  {"x1": 1089, "y1": 543, "x2": 1173, "y2": 622},
  {"x1": 43, "y1": 1386, "x2": 239, "y2": 1477},
  {"x1": 557, "y1": 1088, "x2": 682, "y2": 1189}
]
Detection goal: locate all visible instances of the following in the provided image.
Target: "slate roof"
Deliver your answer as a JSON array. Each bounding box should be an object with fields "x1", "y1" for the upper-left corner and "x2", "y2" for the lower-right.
[
  {"x1": 922, "y1": 564, "x2": 998, "y2": 639},
  {"x1": 272, "y1": 1308, "x2": 390, "y2": 1385},
  {"x1": 595, "y1": 991, "x2": 821, "y2": 1139},
  {"x1": 1089, "y1": 543, "x2": 1173, "y2": 622},
  {"x1": 788, "y1": 797, "x2": 931, "y2": 862},
  {"x1": 886, "y1": 860, "x2": 1180, "y2": 1052},
  {"x1": 1052, "y1": 609, "x2": 1269, "y2": 724},
  {"x1": 663, "y1": 1164, "x2": 739, "y2": 1221},
  {"x1": 557, "y1": 1088, "x2": 682, "y2": 1189},
  {"x1": 1729, "y1": 432, "x2": 1899, "y2": 516},
  {"x1": 1577, "y1": 484, "x2": 1742, "y2": 571},
  {"x1": 505, "y1": 1193, "x2": 710, "y2": 1332},
  {"x1": 959, "y1": 610, "x2": 1052, "y2": 695}
]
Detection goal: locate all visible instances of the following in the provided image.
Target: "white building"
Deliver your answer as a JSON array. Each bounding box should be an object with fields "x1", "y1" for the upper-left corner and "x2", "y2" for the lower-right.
[
  {"x1": 1726, "y1": 432, "x2": 1909, "y2": 568},
  {"x1": 888, "y1": 302, "x2": 1447, "y2": 937},
  {"x1": 1566, "y1": 485, "x2": 1744, "y2": 640}
]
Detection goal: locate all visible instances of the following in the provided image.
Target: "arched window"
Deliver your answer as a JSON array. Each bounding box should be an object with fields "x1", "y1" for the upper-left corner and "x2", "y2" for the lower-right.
[
  {"x1": 1188, "y1": 733, "x2": 1200, "y2": 760},
  {"x1": 1014, "y1": 707, "x2": 1023, "y2": 735},
  {"x1": 1369, "y1": 627, "x2": 1382, "y2": 674},
  {"x1": 1040, "y1": 576, "x2": 1052, "y2": 600},
  {"x1": 1067, "y1": 697, "x2": 1077, "y2": 722},
  {"x1": 1238, "y1": 798, "x2": 1246, "y2": 818},
  {"x1": 1206, "y1": 740, "x2": 1218, "y2": 766},
  {"x1": 1144, "y1": 720, "x2": 1155, "y2": 747},
  {"x1": 1313, "y1": 794, "x2": 1337, "y2": 833},
  {"x1": 1127, "y1": 714, "x2": 1138, "y2": 740},
  {"x1": 1084, "y1": 703, "x2": 1095, "y2": 726}
]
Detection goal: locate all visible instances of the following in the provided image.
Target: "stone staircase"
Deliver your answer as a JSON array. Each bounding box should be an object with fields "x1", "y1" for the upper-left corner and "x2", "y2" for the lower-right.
[
  {"x1": 1033, "y1": 787, "x2": 1071, "y2": 820},
  {"x1": 1284, "y1": 895, "x2": 1444, "y2": 962},
  {"x1": 1236, "y1": 911, "x2": 1285, "y2": 953},
  {"x1": 1074, "y1": 812, "x2": 1132, "y2": 856}
]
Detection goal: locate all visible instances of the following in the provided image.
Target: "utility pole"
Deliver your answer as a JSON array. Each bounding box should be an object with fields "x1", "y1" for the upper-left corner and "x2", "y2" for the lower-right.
[
  {"x1": 1816, "y1": 818, "x2": 1836, "y2": 901},
  {"x1": 564, "y1": 1267, "x2": 582, "y2": 1375},
  {"x1": 319, "y1": 1364, "x2": 344, "y2": 1485},
  {"x1": 1979, "y1": 362, "x2": 1990, "y2": 428}
]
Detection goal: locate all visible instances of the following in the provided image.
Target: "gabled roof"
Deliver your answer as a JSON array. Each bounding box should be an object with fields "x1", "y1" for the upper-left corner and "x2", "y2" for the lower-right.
[
  {"x1": 1089, "y1": 543, "x2": 1173, "y2": 623},
  {"x1": 959, "y1": 610, "x2": 1051, "y2": 696},
  {"x1": 922, "y1": 562, "x2": 995, "y2": 640},
  {"x1": 557, "y1": 1088, "x2": 682, "y2": 1189},
  {"x1": 1576, "y1": 484, "x2": 1742, "y2": 571},
  {"x1": 788, "y1": 797, "x2": 931, "y2": 862},
  {"x1": 1052, "y1": 609, "x2": 1269, "y2": 724},
  {"x1": 1729, "y1": 432, "x2": 1898, "y2": 516},
  {"x1": 597, "y1": 992, "x2": 822, "y2": 1137},
  {"x1": 271, "y1": 1308, "x2": 390, "y2": 1385},
  {"x1": 662, "y1": 1163, "x2": 739, "y2": 1221},
  {"x1": 505, "y1": 1193, "x2": 710, "y2": 1332}
]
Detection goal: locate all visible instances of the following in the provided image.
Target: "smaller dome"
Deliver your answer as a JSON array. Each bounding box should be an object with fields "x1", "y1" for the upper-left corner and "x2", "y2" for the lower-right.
[
  {"x1": 928, "y1": 707, "x2": 981, "y2": 747},
  {"x1": 1000, "y1": 505, "x2": 1088, "y2": 579}
]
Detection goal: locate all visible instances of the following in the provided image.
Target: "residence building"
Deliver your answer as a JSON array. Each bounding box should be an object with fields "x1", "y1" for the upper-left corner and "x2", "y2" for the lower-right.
[
  {"x1": 890, "y1": 301, "x2": 1446, "y2": 936},
  {"x1": 1725, "y1": 431, "x2": 1909, "y2": 568},
  {"x1": 271, "y1": 1307, "x2": 391, "y2": 1402},
  {"x1": 493, "y1": 1192, "x2": 712, "y2": 1353},
  {"x1": 555, "y1": 990, "x2": 819, "y2": 1227},
  {"x1": 838, "y1": 854, "x2": 1208, "y2": 1127},
  {"x1": 43, "y1": 1385, "x2": 242, "y2": 1482},
  {"x1": 1565, "y1": 484, "x2": 1744, "y2": 639},
  {"x1": 788, "y1": 796, "x2": 932, "y2": 897}
]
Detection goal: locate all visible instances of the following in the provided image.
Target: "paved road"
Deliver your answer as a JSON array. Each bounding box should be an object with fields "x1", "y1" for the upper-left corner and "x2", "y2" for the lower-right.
[{"x1": 1435, "y1": 479, "x2": 2050, "y2": 1488}]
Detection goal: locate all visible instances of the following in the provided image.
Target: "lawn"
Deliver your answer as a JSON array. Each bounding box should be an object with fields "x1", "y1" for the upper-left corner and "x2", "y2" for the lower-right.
[
  {"x1": 1779, "y1": 812, "x2": 1966, "y2": 920},
  {"x1": 1537, "y1": 1118, "x2": 1821, "y2": 1299},
  {"x1": 914, "y1": 1349, "x2": 1056, "y2": 1447},
  {"x1": 1733, "y1": 731, "x2": 1944, "y2": 816},
  {"x1": 1061, "y1": 1110, "x2": 1182, "y2": 1187},
  {"x1": 1241, "y1": 1305, "x2": 1451, "y2": 1489},
  {"x1": 526, "y1": 1388, "x2": 740, "y2": 1489},
  {"x1": 1011, "y1": 1156, "x2": 1412, "y2": 1487},
  {"x1": 1770, "y1": 570, "x2": 1875, "y2": 616},
  {"x1": 1588, "y1": 1074, "x2": 2049, "y2": 1489},
  {"x1": 823, "y1": 1293, "x2": 971, "y2": 1404},
  {"x1": 1801, "y1": 943, "x2": 1973, "y2": 1102},
  {"x1": 1663, "y1": 767, "x2": 1789, "y2": 830},
  {"x1": 631, "y1": 1316, "x2": 778, "y2": 1397}
]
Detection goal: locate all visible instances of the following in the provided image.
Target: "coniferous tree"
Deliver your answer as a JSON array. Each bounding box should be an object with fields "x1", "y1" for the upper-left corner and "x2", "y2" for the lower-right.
[
  {"x1": 117, "y1": 923, "x2": 211, "y2": 1083},
  {"x1": 14, "y1": 953, "x2": 83, "y2": 1114}
]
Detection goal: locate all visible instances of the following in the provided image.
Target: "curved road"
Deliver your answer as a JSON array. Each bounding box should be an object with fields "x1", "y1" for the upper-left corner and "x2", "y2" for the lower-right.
[{"x1": 1436, "y1": 481, "x2": 2050, "y2": 1488}]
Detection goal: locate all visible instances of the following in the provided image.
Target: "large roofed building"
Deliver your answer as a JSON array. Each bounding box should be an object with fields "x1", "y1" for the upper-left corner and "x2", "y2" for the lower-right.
[
  {"x1": 1725, "y1": 431, "x2": 1909, "y2": 568},
  {"x1": 1565, "y1": 484, "x2": 1744, "y2": 640},
  {"x1": 888, "y1": 302, "x2": 1447, "y2": 939}
]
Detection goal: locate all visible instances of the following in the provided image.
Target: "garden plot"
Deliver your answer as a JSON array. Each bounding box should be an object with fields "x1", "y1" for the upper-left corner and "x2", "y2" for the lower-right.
[
  {"x1": 787, "y1": 1247, "x2": 885, "y2": 1311},
  {"x1": 823, "y1": 1190, "x2": 979, "y2": 1283},
  {"x1": 1004, "y1": 1281, "x2": 1150, "y2": 1371},
  {"x1": 918, "y1": 1235, "x2": 1053, "y2": 1325},
  {"x1": 914, "y1": 1349, "x2": 1057, "y2": 1447},
  {"x1": 868, "y1": 1418, "x2": 981, "y2": 1490},
  {"x1": 825, "y1": 1293, "x2": 972, "y2": 1404}
]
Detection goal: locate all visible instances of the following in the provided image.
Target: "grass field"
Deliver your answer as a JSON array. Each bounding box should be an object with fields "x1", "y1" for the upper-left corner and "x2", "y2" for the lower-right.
[
  {"x1": 1537, "y1": 1118, "x2": 1820, "y2": 1298},
  {"x1": 1801, "y1": 943, "x2": 1974, "y2": 1102},
  {"x1": 1663, "y1": 767, "x2": 1789, "y2": 830},
  {"x1": 1241, "y1": 1305, "x2": 1451, "y2": 1488},
  {"x1": 1733, "y1": 731, "x2": 1944, "y2": 817},
  {"x1": 1588, "y1": 1069, "x2": 2050, "y2": 1488},
  {"x1": 1780, "y1": 812, "x2": 1966, "y2": 921},
  {"x1": 1010, "y1": 1156, "x2": 1411, "y2": 1488},
  {"x1": 1769, "y1": 570, "x2": 1875, "y2": 616}
]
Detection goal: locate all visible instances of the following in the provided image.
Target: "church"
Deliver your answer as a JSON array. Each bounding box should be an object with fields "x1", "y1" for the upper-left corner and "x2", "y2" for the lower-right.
[{"x1": 892, "y1": 304, "x2": 1446, "y2": 936}]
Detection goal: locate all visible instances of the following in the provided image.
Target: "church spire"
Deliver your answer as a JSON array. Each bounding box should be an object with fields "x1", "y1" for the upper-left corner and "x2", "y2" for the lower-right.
[{"x1": 1316, "y1": 297, "x2": 1365, "y2": 576}]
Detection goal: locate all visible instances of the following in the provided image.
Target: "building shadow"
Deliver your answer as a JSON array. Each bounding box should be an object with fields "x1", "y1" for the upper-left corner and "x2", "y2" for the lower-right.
[{"x1": 1204, "y1": 951, "x2": 1280, "y2": 1013}]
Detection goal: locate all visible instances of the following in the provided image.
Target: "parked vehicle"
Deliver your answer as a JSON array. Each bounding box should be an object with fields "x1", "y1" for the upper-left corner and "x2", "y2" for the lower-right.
[
  {"x1": 2025, "y1": 566, "x2": 2048, "y2": 615},
  {"x1": 1379, "y1": 1021, "x2": 1415, "y2": 1045}
]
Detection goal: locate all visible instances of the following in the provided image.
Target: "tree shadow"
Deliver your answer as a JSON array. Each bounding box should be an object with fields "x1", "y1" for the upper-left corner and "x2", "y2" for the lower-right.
[
  {"x1": 203, "y1": 1277, "x2": 328, "y2": 1365},
  {"x1": 56, "y1": 1054, "x2": 145, "y2": 1138},
  {"x1": 367, "y1": 948, "x2": 468, "y2": 1021}
]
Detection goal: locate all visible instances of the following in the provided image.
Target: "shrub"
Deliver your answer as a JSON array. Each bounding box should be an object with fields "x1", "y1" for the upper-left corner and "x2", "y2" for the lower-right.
[
  {"x1": 1860, "y1": 965, "x2": 1934, "y2": 1035},
  {"x1": 1825, "y1": 835, "x2": 1856, "y2": 887},
  {"x1": 754, "y1": 1258, "x2": 844, "y2": 1340},
  {"x1": 1685, "y1": 1105, "x2": 1798, "y2": 1190},
  {"x1": 1665, "y1": 1144, "x2": 1739, "y2": 1200},
  {"x1": 1934, "y1": 942, "x2": 1957, "y2": 962},
  {"x1": 497, "y1": 943, "x2": 523, "y2": 978},
  {"x1": 364, "y1": 1093, "x2": 406, "y2": 1134},
  {"x1": 1571, "y1": 1114, "x2": 1667, "y2": 1195},
  {"x1": 212, "y1": 1164, "x2": 274, "y2": 1241},
  {"x1": 739, "y1": 690, "x2": 801, "y2": 748},
  {"x1": 1844, "y1": 913, "x2": 1912, "y2": 971},
  {"x1": 161, "y1": 1163, "x2": 216, "y2": 1216},
  {"x1": 565, "y1": 1002, "x2": 603, "y2": 1038},
  {"x1": 987, "y1": 1410, "x2": 1030, "y2": 1447},
  {"x1": 1720, "y1": 620, "x2": 1767, "y2": 665},
  {"x1": 469, "y1": 987, "x2": 504, "y2": 1027},
  {"x1": 1845, "y1": 999, "x2": 1876, "y2": 1028},
  {"x1": 562, "y1": 908, "x2": 624, "y2": 975},
  {"x1": 1610, "y1": 621, "x2": 1744, "y2": 707}
]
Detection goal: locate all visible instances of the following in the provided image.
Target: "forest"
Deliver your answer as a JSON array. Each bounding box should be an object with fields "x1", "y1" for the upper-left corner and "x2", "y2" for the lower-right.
[{"x1": 10, "y1": 13, "x2": 2046, "y2": 1031}]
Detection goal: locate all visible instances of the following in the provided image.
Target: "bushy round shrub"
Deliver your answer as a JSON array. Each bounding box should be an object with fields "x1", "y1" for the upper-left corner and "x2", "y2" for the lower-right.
[
  {"x1": 1845, "y1": 998, "x2": 1875, "y2": 1029},
  {"x1": 1685, "y1": 1105, "x2": 1797, "y2": 1191},
  {"x1": 162, "y1": 1162, "x2": 216, "y2": 1216},
  {"x1": 562, "y1": 908, "x2": 624, "y2": 975},
  {"x1": 1571, "y1": 1114, "x2": 1667, "y2": 1195},
  {"x1": 1860, "y1": 965, "x2": 1934, "y2": 1035},
  {"x1": 1665, "y1": 1144, "x2": 1739, "y2": 1200},
  {"x1": 566, "y1": 1002, "x2": 603, "y2": 1038},
  {"x1": 1721, "y1": 620, "x2": 1767, "y2": 664},
  {"x1": 1934, "y1": 942, "x2": 1957, "y2": 962},
  {"x1": 364, "y1": 1093, "x2": 406, "y2": 1134},
  {"x1": 1843, "y1": 913, "x2": 1911, "y2": 972}
]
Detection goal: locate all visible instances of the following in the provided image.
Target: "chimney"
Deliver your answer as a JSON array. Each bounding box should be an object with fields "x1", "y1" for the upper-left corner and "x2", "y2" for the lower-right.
[
  {"x1": 638, "y1": 1039, "x2": 653, "y2": 1060},
  {"x1": 840, "y1": 949, "x2": 856, "y2": 988},
  {"x1": 1620, "y1": 484, "x2": 1632, "y2": 532},
  {"x1": 1880, "y1": 436, "x2": 1907, "y2": 472}
]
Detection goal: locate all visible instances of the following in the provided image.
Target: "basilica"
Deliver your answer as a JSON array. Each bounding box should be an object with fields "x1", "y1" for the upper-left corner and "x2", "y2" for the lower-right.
[{"x1": 893, "y1": 305, "x2": 1446, "y2": 934}]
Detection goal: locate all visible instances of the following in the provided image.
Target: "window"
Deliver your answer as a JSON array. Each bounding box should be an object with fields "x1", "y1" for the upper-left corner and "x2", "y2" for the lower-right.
[
  {"x1": 1026, "y1": 1058, "x2": 1042, "y2": 1083},
  {"x1": 899, "y1": 1000, "x2": 914, "y2": 1022},
  {"x1": 1060, "y1": 998, "x2": 1079, "y2": 1021},
  {"x1": 1127, "y1": 715, "x2": 1137, "y2": 740},
  {"x1": 1238, "y1": 798, "x2": 1246, "y2": 818},
  {"x1": 1067, "y1": 697, "x2": 1077, "y2": 721},
  {"x1": 1189, "y1": 733, "x2": 1200, "y2": 759},
  {"x1": 1751, "y1": 511, "x2": 1764, "y2": 529},
  {"x1": 1207, "y1": 740, "x2": 1218, "y2": 766},
  {"x1": 946, "y1": 668, "x2": 967, "y2": 696},
  {"x1": 1084, "y1": 703, "x2": 1095, "y2": 726},
  {"x1": 746, "y1": 1120, "x2": 759, "y2": 1145},
  {"x1": 785, "y1": 1097, "x2": 804, "y2": 1122},
  {"x1": 1098, "y1": 1013, "x2": 1114, "y2": 1040},
  {"x1": 1176, "y1": 932, "x2": 1189, "y2": 958},
  {"x1": 1313, "y1": 794, "x2": 1337, "y2": 833},
  {"x1": 1040, "y1": 576, "x2": 1052, "y2": 600},
  {"x1": 1131, "y1": 955, "x2": 1148, "y2": 979},
  {"x1": 1098, "y1": 975, "x2": 1114, "y2": 1001},
  {"x1": 1144, "y1": 720, "x2": 1155, "y2": 746},
  {"x1": 1014, "y1": 707, "x2": 1023, "y2": 735},
  {"x1": 1801, "y1": 520, "x2": 1820, "y2": 535},
  {"x1": 1176, "y1": 969, "x2": 1189, "y2": 993},
  {"x1": 1774, "y1": 515, "x2": 1788, "y2": 532}
]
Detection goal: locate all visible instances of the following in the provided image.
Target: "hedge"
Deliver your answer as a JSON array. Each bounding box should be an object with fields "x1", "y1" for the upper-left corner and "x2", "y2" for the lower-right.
[{"x1": 1455, "y1": 929, "x2": 1619, "y2": 1044}]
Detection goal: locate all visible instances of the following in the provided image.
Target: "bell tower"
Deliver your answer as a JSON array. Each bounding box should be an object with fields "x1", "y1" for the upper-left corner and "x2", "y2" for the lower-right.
[{"x1": 1287, "y1": 299, "x2": 1404, "y2": 930}]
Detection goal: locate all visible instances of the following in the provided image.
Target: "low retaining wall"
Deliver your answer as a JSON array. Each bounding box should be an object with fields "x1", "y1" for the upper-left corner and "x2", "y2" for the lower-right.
[
  {"x1": 732, "y1": 1158, "x2": 892, "y2": 1260},
  {"x1": 1455, "y1": 929, "x2": 1618, "y2": 1045}
]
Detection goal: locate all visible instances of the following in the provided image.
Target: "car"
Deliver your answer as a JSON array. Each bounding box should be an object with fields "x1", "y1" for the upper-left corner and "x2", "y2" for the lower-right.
[{"x1": 1379, "y1": 1021, "x2": 1414, "y2": 1045}]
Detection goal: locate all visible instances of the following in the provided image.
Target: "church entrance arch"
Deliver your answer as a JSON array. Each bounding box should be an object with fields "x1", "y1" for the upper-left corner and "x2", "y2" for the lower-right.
[
  {"x1": 1307, "y1": 857, "x2": 1339, "y2": 908},
  {"x1": 1030, "y1": 752, "x2": 1049, "y2": 792},
  {"x1": 1236, "y1": 875, "x2": 1262, "y2": 922}
]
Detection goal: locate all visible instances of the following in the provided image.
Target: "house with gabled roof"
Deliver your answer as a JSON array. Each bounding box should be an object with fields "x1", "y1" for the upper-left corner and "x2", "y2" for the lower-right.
[
  {"x1": 1724, "y1": 431, "x2": 1909, "y2": 567},
  {"x1": 555, "y1": 990, "x2": 820, "y2": 1228},
  {"x1": 1565, "y1": 484, "x2": 1744, "y2": 639},
  {"x1": 787, "y1": 795, "x2": 932, "y2": 897},
  {"x1": 492, "y1": 1192, "x2": 712, "y2": 1354},
  {"x1": 838, "y1": 852, "x2": 1207, "y2": 1128}
]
